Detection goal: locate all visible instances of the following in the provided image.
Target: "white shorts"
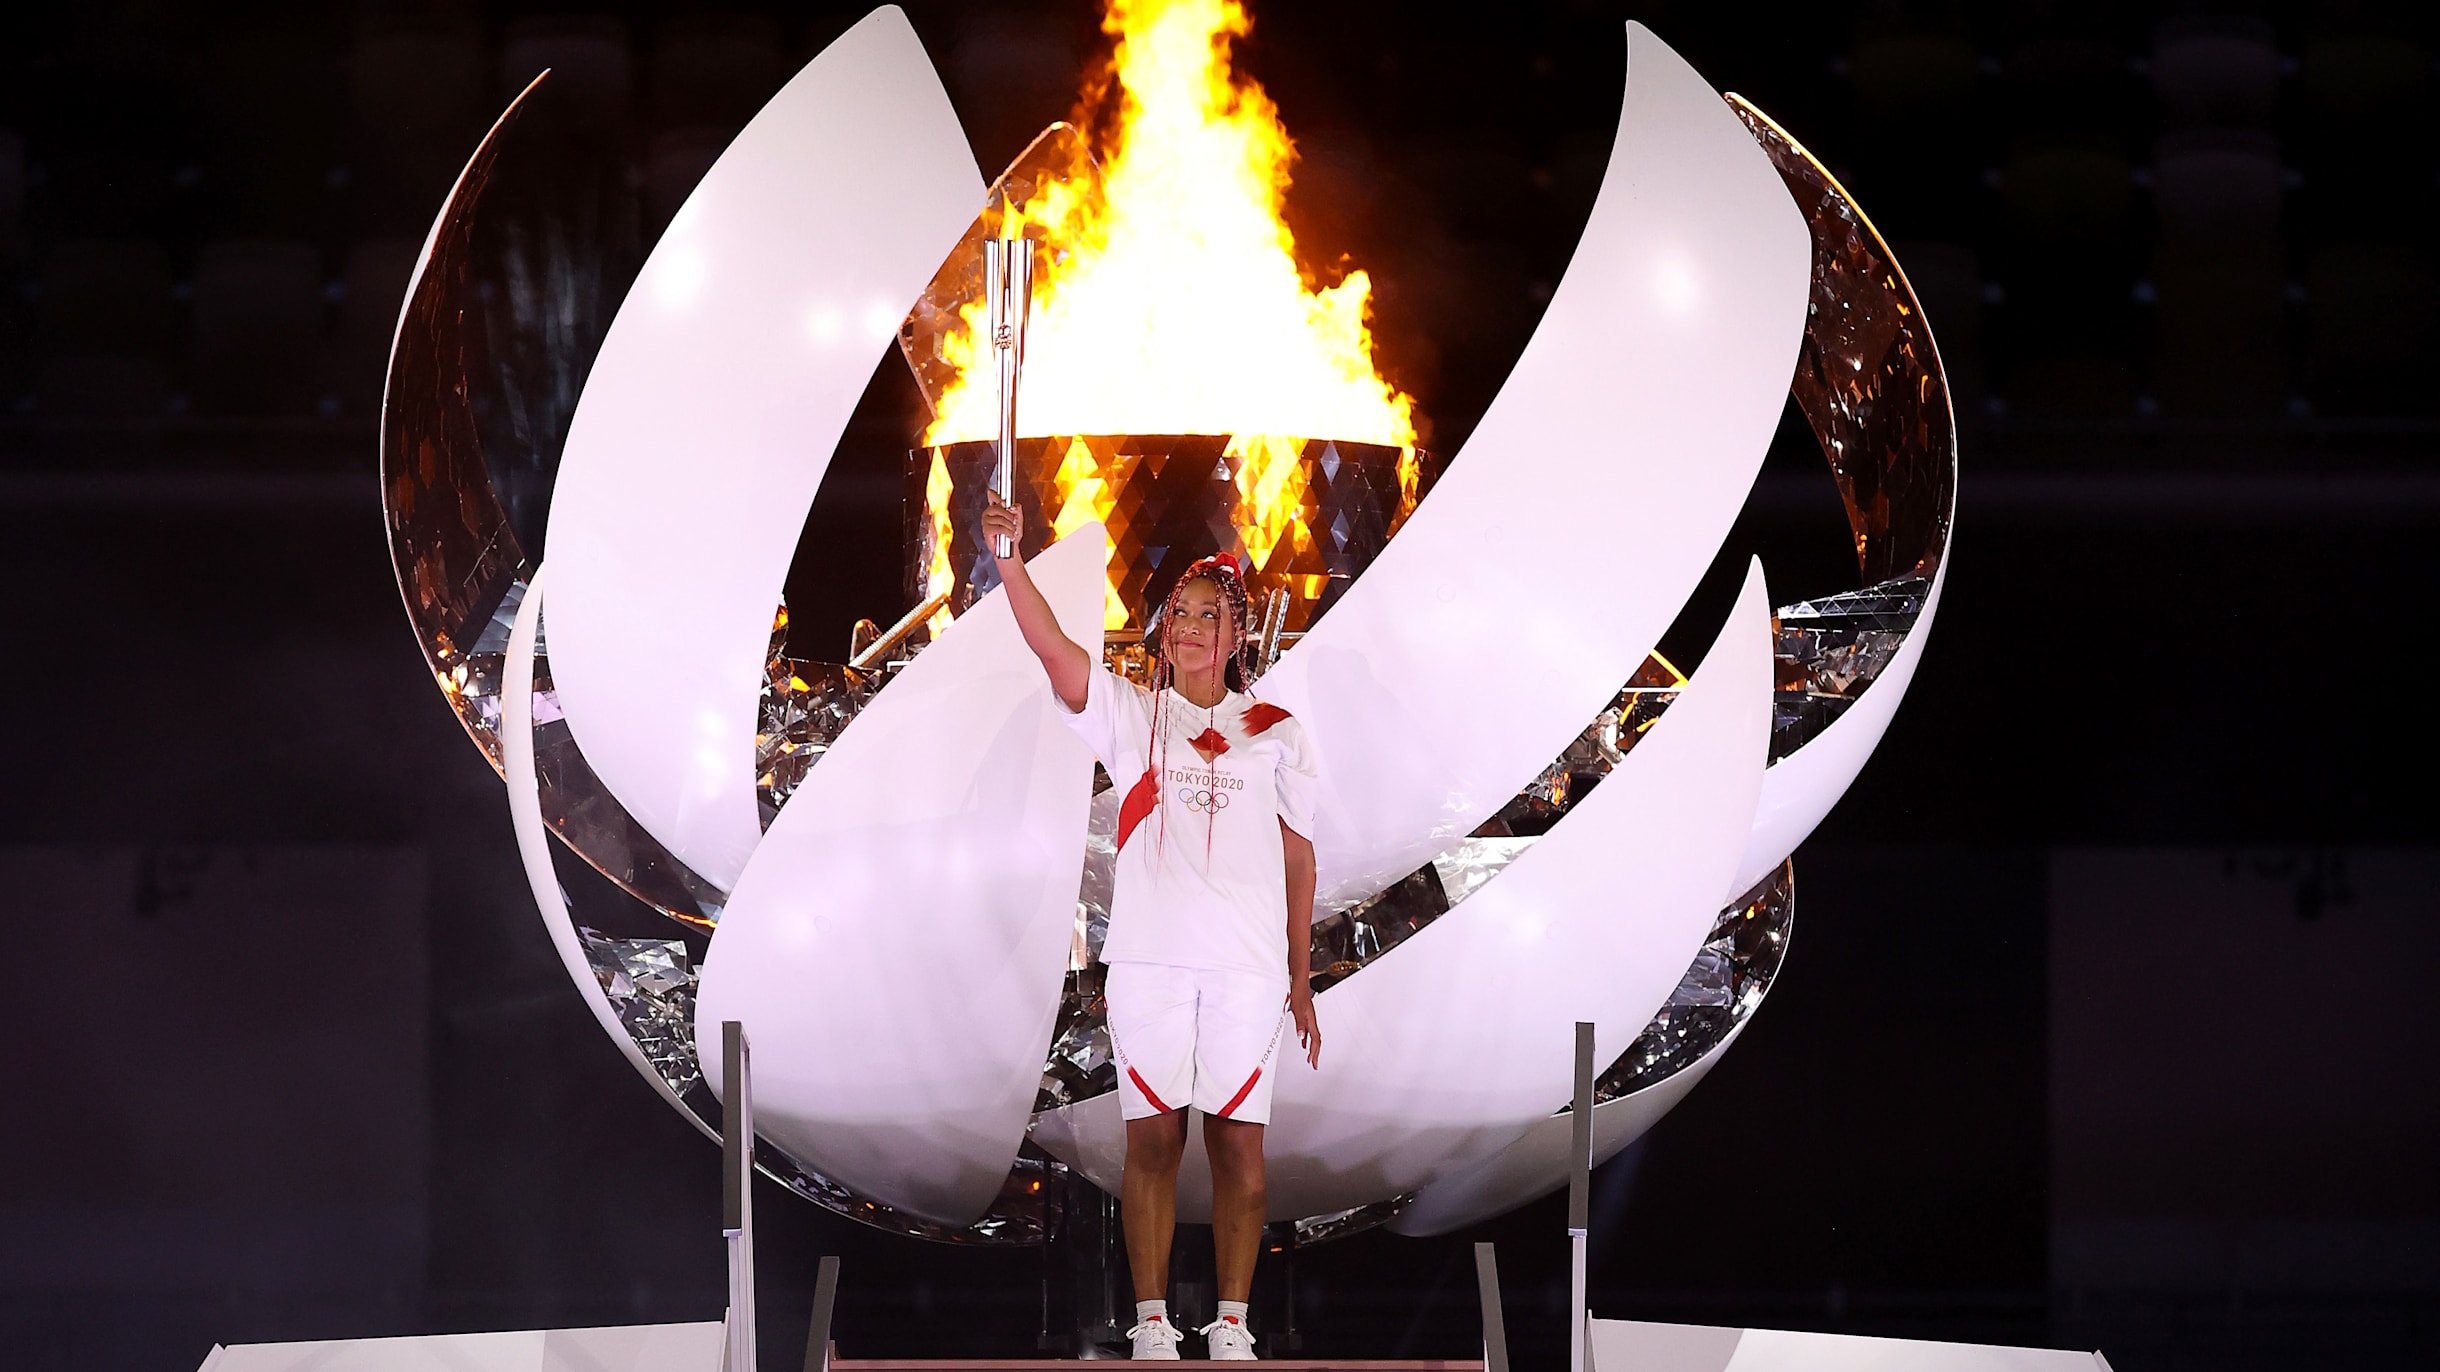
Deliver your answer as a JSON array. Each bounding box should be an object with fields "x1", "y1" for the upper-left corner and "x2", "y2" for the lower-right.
[{"x1": 1105, "y1": 961, "x2": 1291, "y2": 1125}]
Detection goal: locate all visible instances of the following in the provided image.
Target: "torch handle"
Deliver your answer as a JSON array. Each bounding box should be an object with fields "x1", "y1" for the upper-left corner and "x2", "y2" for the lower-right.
[{"x1": 995, "y1": 359, "x2": 1015, "y2": 558}]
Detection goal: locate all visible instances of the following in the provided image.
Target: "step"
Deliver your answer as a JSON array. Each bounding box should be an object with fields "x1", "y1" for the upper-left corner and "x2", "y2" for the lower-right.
[{"x1": 834, "y1": 1347, "x2": 1483, "y2": 1357}]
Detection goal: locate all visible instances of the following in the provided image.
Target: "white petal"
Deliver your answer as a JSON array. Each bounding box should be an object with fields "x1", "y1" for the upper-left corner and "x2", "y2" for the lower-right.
[
  {"x1": 1389, "y1": 1021, "x2": 1749, "y2": 1236},
  {"x1": 1735, "y1": 559, "x2": 1950, "y2": 894},
  {"x1": 695, "y1": 526, "x2": 1108, "y2": 1223},
  {"x1": 1254, "y1": 22, "x2": 1812, "y2": 911},
  {"x1": 501, "y1": 566, "x2": 714, "y2": 1138},
  {"x1": 542, "y1": 8, "x2": 983, "y2": 891}
]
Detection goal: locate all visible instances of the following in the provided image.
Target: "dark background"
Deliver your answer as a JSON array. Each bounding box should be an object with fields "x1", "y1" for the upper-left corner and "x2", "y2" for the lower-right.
[{"x1": 2, "y1": 1, "x2": 2434, "y2": 1369}]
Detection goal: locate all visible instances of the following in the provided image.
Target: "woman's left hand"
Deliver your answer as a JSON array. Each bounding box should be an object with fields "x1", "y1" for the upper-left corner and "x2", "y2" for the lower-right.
[{"x1": 1290, "y1": 984, "x2": 1322, "y2": 1068}]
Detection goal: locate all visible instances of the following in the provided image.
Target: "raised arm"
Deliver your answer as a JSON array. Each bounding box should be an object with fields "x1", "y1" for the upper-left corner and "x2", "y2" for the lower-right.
[{"x1": 983, "y1": 490, "x2": 1095, "y2": 712}]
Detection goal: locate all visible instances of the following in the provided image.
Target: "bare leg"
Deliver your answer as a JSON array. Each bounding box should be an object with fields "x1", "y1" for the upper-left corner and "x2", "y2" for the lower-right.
[
  {"x1": 1204, "y1": 1115, "x2": 1267, "y2": 1304},
  {"x1": 1123, "y1": 1110, "x2": 1190, "y2": 1305}
]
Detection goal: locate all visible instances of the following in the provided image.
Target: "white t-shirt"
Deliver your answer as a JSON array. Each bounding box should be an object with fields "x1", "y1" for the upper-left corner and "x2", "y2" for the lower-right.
[{"x1": 1058, "y1": 668, "x2": 1318, "y2": 977}]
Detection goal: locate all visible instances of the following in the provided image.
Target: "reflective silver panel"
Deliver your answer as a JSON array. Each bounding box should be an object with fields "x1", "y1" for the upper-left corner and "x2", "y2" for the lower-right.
[
  {"x1": 1591, "y1": 861, "x2": 1793, "y2": 1104},
  {"x1": 753, "y1": 613, "x2": 879, "y2": 825},
  {"x1": 1293, "y1": 1194, "x2": 1417, "y2": 1246},
  {"x1": 580, "y1": 927, "x2": 703, "y2": 1096},
  {"x1": 748, "y1": 1137, "x2": 1063, "y2": 1245},
  {"x1": 1769, "y1": 577, "x2": 1929, "y2": 759},
  {"x1": 379, "y1": 82, "x2": 732, "y2": 933},
  {"x1": 1037, "y1": 962, "x2": 1113, "y2": 1113},
  {"x1": 1731, "y1": 100, "x2": 1956, "y2": 587}
]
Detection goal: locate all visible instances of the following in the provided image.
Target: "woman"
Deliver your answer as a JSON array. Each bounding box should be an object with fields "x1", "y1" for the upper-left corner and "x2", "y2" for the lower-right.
[{"x1": 983, "y1": 492, "x2": 1322, "y2": 1361}]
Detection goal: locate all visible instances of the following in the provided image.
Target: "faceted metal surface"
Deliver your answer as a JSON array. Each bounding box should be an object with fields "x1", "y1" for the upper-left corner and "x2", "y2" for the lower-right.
[
  {"x1": 754, "y1": 1141, "x2": 1062, "y2": 1246},
  {"x1": 382, "y1": 88, "x2": 526, "y2": 719},
  {"x1": 911, "y1": 435, "x2": 1439, "y2": 640},
  {"x1": 1037, "y1": 963, "x2": 1113, "y2": 1113},
  {"x1": 1293, "y1": 1195, "x2": 1417, "y2": 1246},
  {"x1": 1431, "y1": 836, "x2": 1541, "y2": 909},
  {"x1": 1309, "y1": 865, "x2": 1453, "y2": 992},
  {"x1": 1731, "y1": 96, "x2": 1957, "y2": 757},
  {"x1": 1731, "y1": 101, "x2": 1955, "y2": 588},
  {"x1": 1770, "y1": 576, "x2": 1930, "y2": 759},
  {"x1": 1591, "y1": 860, "x2": 1792, "y2": 1103},
  {"x1": 580, "y1": 927, "x2": 703, "y2": 1096},
  {"x1": 1075, "y1": 782, "x2": 1121, "y2": 960},
  {"x1": 379, "y1": 78, "x2": 729, "y2": 932},
  {"x1": 753, "y1": 607, "x2": 879, "y2": 825}
]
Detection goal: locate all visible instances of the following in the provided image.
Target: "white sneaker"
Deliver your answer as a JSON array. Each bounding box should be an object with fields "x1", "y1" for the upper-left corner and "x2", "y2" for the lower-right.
[
  {"x1": 1199, "y1": 1314, "x2": 1258, "y2": 1361},
  {"x1": 1127, "y1": 1315, "x2": 1184, "y2": 1360}
]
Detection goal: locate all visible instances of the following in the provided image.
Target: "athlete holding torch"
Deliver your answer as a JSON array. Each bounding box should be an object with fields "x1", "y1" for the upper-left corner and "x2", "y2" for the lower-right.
[{"x1": 984, "y1": 491, "x2": 1321, "y2": 1361}]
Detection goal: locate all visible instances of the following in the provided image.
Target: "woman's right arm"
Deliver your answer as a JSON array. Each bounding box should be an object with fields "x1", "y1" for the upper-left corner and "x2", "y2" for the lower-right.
[{"x1": 982, "y1": 490, "x2": 1094, "y2": 712}]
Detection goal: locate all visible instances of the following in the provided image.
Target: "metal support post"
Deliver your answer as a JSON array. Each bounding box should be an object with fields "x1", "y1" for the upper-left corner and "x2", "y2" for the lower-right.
[
  {"x1": 802, "y1": 1256, "x2": 839, "y2": 1372},
  {"x1": 1473, "y1": 1242, "x2": 1509, "y2": 1372},
  {"x1": 1568, "y1": 1021, "x2": 1594, "y2": 1372},
  {"x1": 1038, "y1": 1159, "x2": 1058, "y2": 1353},
  {"x1": 1278, "y1": 1222, "x2": 1302, "y2": 1353},
  {"x1": 724, "y1": 1021, "x2": 757, "y2": 1372}
]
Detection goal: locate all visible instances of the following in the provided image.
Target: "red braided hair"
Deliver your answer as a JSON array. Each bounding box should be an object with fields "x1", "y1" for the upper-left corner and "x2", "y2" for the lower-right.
[{"x1": 1144, "y1": 553, "x2": 1256, "y2": 863}]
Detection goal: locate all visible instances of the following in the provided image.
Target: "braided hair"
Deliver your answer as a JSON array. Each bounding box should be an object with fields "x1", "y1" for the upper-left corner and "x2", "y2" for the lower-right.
[
  {"x1": 1143, "y1": 553, "x2": 1255, "y2": 861},
  {"x1": 1149, "y1": 553, "x2": 1255, "y2": 693}
]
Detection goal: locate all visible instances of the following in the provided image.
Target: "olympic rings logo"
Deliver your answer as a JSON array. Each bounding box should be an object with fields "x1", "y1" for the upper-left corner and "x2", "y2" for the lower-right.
[{"x1": 1177, "y1": 786, "x2": 1231, "y2": 813}]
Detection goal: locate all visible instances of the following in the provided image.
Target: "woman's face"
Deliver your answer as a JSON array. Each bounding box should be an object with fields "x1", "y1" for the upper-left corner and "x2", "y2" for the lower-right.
[{"x1": 1163, "y1": 576, "x2": 1236, "y2": 679}]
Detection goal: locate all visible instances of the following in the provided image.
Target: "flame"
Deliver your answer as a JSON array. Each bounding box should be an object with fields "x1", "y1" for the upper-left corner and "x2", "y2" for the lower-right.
[
  {"x1": 1048, "y1": 437, "x2": 1131, "y2": 628},
  {"x1": 922, "y1": 449, "x2": 956, "y2": 634},
  {"x1": 924, "y1": 0, "x2": 1415, "y2": 448},
  {"x1": 1229, "y1": 434, "x2": 1305, "y2": 591}
]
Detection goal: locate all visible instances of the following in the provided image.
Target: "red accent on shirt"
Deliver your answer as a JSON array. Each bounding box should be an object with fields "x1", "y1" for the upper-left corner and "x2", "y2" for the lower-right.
[
  {"x1": 1215, "y1": 1066, "x2": 1263, "y2": 1118},
  {"x1": 1126, "y1": 1065, "x2": 1173, "y2": 1114},
  {"x1": 1188, "y1": 726, "x2": 1230, "y2": 762},
  {"x1": 1115, "y1": 767, "x2": 1159, "y2": 852},
  {"x1": 1241, "y1": 702, "x2": 1292, "y2": 735}
]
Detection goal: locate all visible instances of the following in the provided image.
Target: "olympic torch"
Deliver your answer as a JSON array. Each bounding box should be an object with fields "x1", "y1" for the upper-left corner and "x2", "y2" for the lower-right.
[{"x1": 984, "y1": 234, "x2": 1035, "y2": 559}]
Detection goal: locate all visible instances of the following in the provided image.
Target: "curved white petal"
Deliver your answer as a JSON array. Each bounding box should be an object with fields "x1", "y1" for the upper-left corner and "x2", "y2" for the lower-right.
[
  {"x1": 694, "y1": 526, "x2": 1107, "y2": 1224},
  {"x1": 1254, "y1": 22, "x2": 1810, "y2": 911},
  {"x1": 501, "y1": 565, "x2": 716, "y2": 1143},
  {"x1": 1733, "y1": 556, "x2": 1949, "y2": 894},
  {"x1": 542, "y1": 7, "x2": 983, "y2": 891},
  {"x1": 1035, "y1": 559, "x2": 1775, "y2": 1220},
  {"x1": 1388, "y1": 1020, "x2": 1748, "y2": 1236}
]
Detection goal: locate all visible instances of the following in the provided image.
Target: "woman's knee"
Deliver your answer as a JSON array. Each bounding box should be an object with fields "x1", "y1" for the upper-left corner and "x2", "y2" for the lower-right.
[
  {"x1": 1126, "y1": 1111, "x2": 1189, "y2": 1171},
  {"x1": 1203, "y1": 1118, "x2": 1265, "y2": 1177}
]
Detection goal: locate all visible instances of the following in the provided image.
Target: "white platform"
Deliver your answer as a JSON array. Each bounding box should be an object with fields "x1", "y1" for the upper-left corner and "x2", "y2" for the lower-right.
[
  {"x1": 196, "y1": 1321, "x2": 723, "y2": 1371},
  {"x1": 1590, "y1": 1318, "x2": 2109, "y2": 1371}
]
